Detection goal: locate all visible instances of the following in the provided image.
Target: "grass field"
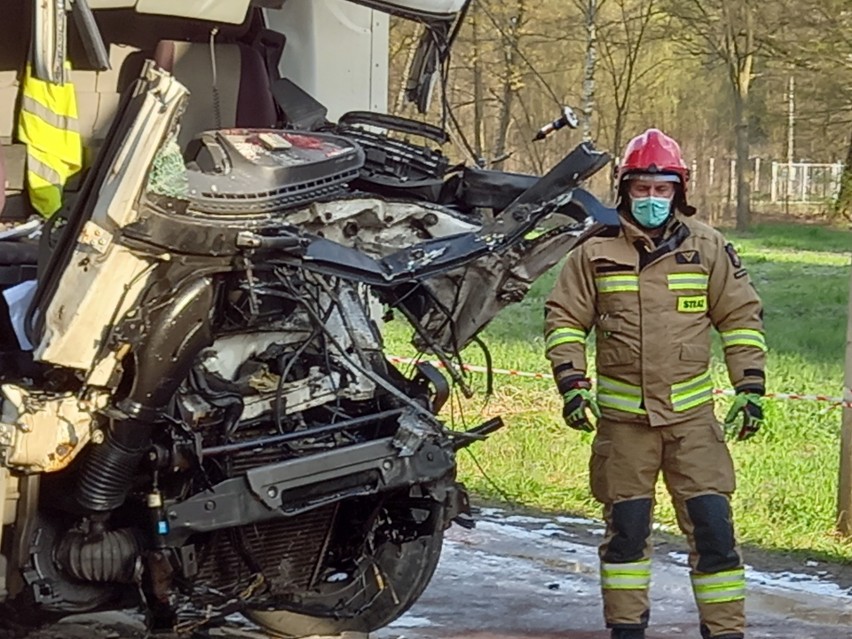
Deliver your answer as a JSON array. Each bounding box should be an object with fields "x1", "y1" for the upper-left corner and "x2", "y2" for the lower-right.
[{"x1": 385, "y1": 221, "x2": 852, "y2": 561}]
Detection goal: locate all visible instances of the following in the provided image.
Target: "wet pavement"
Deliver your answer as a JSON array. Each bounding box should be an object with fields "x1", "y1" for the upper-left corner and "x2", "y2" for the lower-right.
[{"x1": 15, "y1": 508, "x2": 852, "y2": 639}]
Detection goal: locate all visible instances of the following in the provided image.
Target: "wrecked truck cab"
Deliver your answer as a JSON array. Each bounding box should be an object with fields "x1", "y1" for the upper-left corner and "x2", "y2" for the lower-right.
[{"x1": 0, "y1": 1, "x2": 613, "y2": 637}]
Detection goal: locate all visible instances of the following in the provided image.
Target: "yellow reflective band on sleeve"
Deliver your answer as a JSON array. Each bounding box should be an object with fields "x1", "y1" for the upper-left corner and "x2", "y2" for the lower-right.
[
  {"x1": 677, "y1": 295, "x2": 707, "y2": 313},
  {"x1": 545, "y1": 327, "x2": 587, "y2": 352},
  {"x1": 671, "y1": 370, "x2": 714, "y2": 412},
  {"x1": 720, "y1": 328, "x2": 767, "y2": 352},
  {"x1": 667, "y1": 272, "x2": 709, "y2": 291},
  {"x1": 595, "y1": 274, "x2": 639, "y2": 294},
  {"x1": 601, "y1": 560, "x2": 652, "y2": 591},
  {"x1": 597, "y1": 375, "x2": 646, "y2": 415},
  {"x1": 691, "y1": 568, "x2": 746, "y2": 604}
]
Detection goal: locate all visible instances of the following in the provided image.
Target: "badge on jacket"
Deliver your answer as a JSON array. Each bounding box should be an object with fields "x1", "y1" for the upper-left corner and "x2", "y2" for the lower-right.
[
  {"x1": 677, "y1": 295, "x2": 707, "y2": 313},
  {"x1": 725, "y1": 243, "x2": 742, "y2": 268},
  {"x1": 675, "y1": 250, "x2": 701, "y2": 265}
]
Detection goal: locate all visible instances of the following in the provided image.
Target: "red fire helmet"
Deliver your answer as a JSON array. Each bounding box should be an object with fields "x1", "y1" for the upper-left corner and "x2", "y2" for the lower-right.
[{"x1": 616, "y1": 128, "x2": 690, "y2": 191}]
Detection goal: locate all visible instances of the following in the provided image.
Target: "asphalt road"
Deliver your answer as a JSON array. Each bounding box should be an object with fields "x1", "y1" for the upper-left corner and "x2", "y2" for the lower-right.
[{"x1": 15, "y1": 507, "x2": 852, "y2": 639}]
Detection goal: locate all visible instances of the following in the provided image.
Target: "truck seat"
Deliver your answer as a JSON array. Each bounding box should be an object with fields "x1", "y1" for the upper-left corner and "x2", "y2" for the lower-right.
[{"x1": 154, "y1": 40, "x2": 278, "y2": 149}]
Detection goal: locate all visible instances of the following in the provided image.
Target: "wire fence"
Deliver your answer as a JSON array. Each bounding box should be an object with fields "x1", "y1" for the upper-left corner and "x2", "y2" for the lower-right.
[
  {"x1": 687, "y1": 158, "x2": 844, "y2": 203},
  {"x1": 679, "y1": 157, "x2": 847, "y2": 224}
]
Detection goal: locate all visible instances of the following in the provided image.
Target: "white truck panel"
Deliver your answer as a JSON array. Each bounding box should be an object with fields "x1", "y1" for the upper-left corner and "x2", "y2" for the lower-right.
[
  {"x1": 265, "y1": 0, "x2": 389, "y2": 121},
  {"x1": 351, "y1": 0, "x2": 465, "y2": 16}
]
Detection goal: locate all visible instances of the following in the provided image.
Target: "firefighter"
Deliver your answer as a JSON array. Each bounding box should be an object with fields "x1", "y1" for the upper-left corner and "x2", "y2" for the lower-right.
[{"x1": 544, "y1": 129, "x2": 766, "y2": 639}]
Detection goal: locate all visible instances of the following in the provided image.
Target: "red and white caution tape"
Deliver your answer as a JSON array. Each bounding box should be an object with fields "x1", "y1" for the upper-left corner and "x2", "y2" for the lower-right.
[{"x1": 388, "y1": 356, "x2": 852, "y2": 410}]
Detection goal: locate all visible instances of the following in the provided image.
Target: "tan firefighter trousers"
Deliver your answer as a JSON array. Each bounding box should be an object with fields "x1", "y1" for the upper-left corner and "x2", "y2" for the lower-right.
[{"x1": 589, "y1": 409, "x2": 745, "y2": 638}]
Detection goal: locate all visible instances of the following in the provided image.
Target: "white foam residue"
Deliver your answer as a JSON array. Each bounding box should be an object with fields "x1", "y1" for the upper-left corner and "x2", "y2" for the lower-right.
[
  {"x1": 745, "y1": 566, "x2": 852, "y2": 599},
  {"x1": 498, "y1": 514, "x2": 554, "y2": 525},
  {"x1": 483, "y1": 513, "x2": 852, "y2": 603},
  {"x1": 667, "y1": 551, "x2": 690, "y2": 567},
  {"x1": 666, "y1": 551, "x2": 851, "y2": 600},
  {"x1": 389, "y1": 615, "x2": 436, "y2": 628},
  {"x1": 476, "y1": 506, "x2": 507, "y2": 518},
  {"x1": 456, "y1": 519, "x2": 601, "y2": 568},
  {"x1": 555, "y1": 515, "x2": 600, "y2": 526},
  {"x1": 536, "y1": 528, "x2": 576, "y2": 539}
]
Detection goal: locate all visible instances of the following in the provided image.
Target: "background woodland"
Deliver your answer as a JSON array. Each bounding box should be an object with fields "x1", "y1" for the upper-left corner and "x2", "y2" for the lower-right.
[{"x1": 388, "y1": 0, "x2": 852, "y2": 228}]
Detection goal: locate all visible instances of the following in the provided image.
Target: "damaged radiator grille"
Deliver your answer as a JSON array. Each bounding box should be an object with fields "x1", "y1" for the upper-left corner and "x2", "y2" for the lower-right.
[{"x1": 195, "y1": 504, "x2": 336, "y2": 597}]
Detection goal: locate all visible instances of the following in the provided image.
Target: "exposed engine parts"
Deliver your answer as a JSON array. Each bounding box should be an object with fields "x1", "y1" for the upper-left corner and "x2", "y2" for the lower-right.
[{"x1": 56, "y1": 528, "x2": 142, "y2": 583}]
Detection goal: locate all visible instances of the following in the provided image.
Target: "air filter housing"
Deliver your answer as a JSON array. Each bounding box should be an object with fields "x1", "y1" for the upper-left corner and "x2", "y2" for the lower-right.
[{"x1": 185, "y1": 129, "x2": 364, "y2": 215}]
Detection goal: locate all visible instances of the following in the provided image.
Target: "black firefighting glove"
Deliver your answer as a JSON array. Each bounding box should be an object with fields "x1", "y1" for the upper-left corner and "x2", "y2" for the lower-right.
[
  {"x1": 724, "y1": 390, "x2": 764, "y2": 441},
  {"x1": 562, "y1": 379, "x2": 600, "y2": 433}
]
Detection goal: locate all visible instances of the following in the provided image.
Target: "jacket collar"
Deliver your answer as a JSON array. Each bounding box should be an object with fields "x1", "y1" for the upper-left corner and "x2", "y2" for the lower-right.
[
  {"x1": 617, "y1": 212, "x2": 691, "y2": 270},
  {"x1": 618, "y1": 210, "x2": 681, "y2": 250}
]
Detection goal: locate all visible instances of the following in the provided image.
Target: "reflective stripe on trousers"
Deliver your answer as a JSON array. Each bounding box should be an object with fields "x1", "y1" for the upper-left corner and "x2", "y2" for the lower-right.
[
  {"x1": 691, "y1": 568, "x2": 746, "y2": 604},
  {"x1": 601, "y1": 560, "x2": 651, "y2": 591}
]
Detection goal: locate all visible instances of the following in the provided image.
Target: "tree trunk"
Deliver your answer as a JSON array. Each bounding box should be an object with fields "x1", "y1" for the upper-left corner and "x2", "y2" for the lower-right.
[
  {"x1": 392, "y1": 33, "x2": 418, "y2": 116},
  {"x1": 732, "y1": 8, "x2": 754, "y2": 231},
  {"x1": 492, "y1": 0, "x2": 526, "y2": 164},
  {"x1": 611, "y1": 110, "x2": 625, "y2": 193},
  {"x1": 836, "y1": 131, "x2": 852, "y2": 222},
  {"x1": 581, "y1": 0, "x2": 598, "y2": 143},
  {"x1": 733, "y1": 92, "x2": 751, "y2": 230},
  {"x1": 472, "y1": 3, "x2": 486, "y2": 163}
]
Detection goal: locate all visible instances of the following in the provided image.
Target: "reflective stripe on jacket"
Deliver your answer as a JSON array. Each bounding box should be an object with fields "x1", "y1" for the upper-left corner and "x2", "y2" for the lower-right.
[
  {"x1": 17, "y1": 63, "x2": 82, "y2": 218},
  {"x1": 544, "y1": 215, "x2": 766, "y2": 427}
]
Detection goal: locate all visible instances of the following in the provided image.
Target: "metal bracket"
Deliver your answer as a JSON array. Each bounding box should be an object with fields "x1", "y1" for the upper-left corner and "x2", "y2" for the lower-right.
[
  {"x1": 164, "y1": 435, "x2": 454, "y2": 544},
  {"x1": 77, "y1": 221, "x2": 113, "y2": 254}
]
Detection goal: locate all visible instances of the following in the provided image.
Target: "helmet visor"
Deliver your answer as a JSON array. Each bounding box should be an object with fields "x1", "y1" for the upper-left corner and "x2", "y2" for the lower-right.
[{"x1": 622, "y1": 172, "x2": 681, "y2": 183}]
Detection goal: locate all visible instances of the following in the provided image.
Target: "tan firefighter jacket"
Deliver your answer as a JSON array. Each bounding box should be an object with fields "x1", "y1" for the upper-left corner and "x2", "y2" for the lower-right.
[{"x1": 544, "y1": 214, "x2": 766, "y2": 427}]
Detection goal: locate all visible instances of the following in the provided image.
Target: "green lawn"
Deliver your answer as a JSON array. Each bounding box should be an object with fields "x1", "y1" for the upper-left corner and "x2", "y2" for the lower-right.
[{"x1": 384, "y1": 222, "x2": 852, "y2": 561}]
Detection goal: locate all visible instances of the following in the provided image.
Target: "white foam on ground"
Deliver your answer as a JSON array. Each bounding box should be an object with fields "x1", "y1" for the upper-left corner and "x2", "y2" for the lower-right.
[
  {"x1": 471, "y1": 516, "x2": 852, "y2": 604},
  {"x1": 388, "y1": 616, "x2": 436, "y2": 628}
]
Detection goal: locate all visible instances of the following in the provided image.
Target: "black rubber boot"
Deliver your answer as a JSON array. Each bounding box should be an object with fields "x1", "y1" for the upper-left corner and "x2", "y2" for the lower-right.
[
  {"x1": 701, "y1": 623, "x2": 744, "y2": 639},
  {"x1": 611, "y1": 628, "x2": 646, "y2": 639}
]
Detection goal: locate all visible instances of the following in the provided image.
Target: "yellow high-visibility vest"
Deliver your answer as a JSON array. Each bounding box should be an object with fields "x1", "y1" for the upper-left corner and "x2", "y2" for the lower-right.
[{"x1": 17, "y1": 62, "x2": 82, "y2": 218}]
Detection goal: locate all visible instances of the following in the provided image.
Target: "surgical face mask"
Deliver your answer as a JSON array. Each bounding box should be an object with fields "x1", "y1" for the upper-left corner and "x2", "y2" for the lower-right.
[{"x1": 630, "y1": 196, "x2": 672, "y2": 229}]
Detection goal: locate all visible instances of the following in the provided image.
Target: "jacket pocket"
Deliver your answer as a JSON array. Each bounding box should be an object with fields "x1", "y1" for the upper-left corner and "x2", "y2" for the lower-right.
[
  {"x1": 597, "y1": 346, "x2": 635, "y2": 367},
  {"x1": 680, "y1": 342, "x2": 710, "y2": 362},
  {"x1": 596, "y1": 314, "x2": 622, "y2": 336},
  {"x1": 590, "y1": 438, "x2": 612, "y2": 503}
]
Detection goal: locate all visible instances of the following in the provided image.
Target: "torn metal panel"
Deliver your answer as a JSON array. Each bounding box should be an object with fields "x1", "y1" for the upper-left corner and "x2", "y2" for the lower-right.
[{"x1": 34, "y1": 64, "x2": 189, "y2": 376}]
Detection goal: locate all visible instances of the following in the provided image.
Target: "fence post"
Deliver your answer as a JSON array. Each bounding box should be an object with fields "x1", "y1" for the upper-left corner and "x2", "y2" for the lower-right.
[
  {"x1": 729, "y1": 159, "x2": 736, "y2": 203},
  {"x1": 838, "y1": 270, "x2": 852, "y2": 535},
  {"x1": 753, "y1": 157, "x2": 761, "y2": 193},
  {"x1": 770, "y1": 162, "x2": 778, "y2": 203}
]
